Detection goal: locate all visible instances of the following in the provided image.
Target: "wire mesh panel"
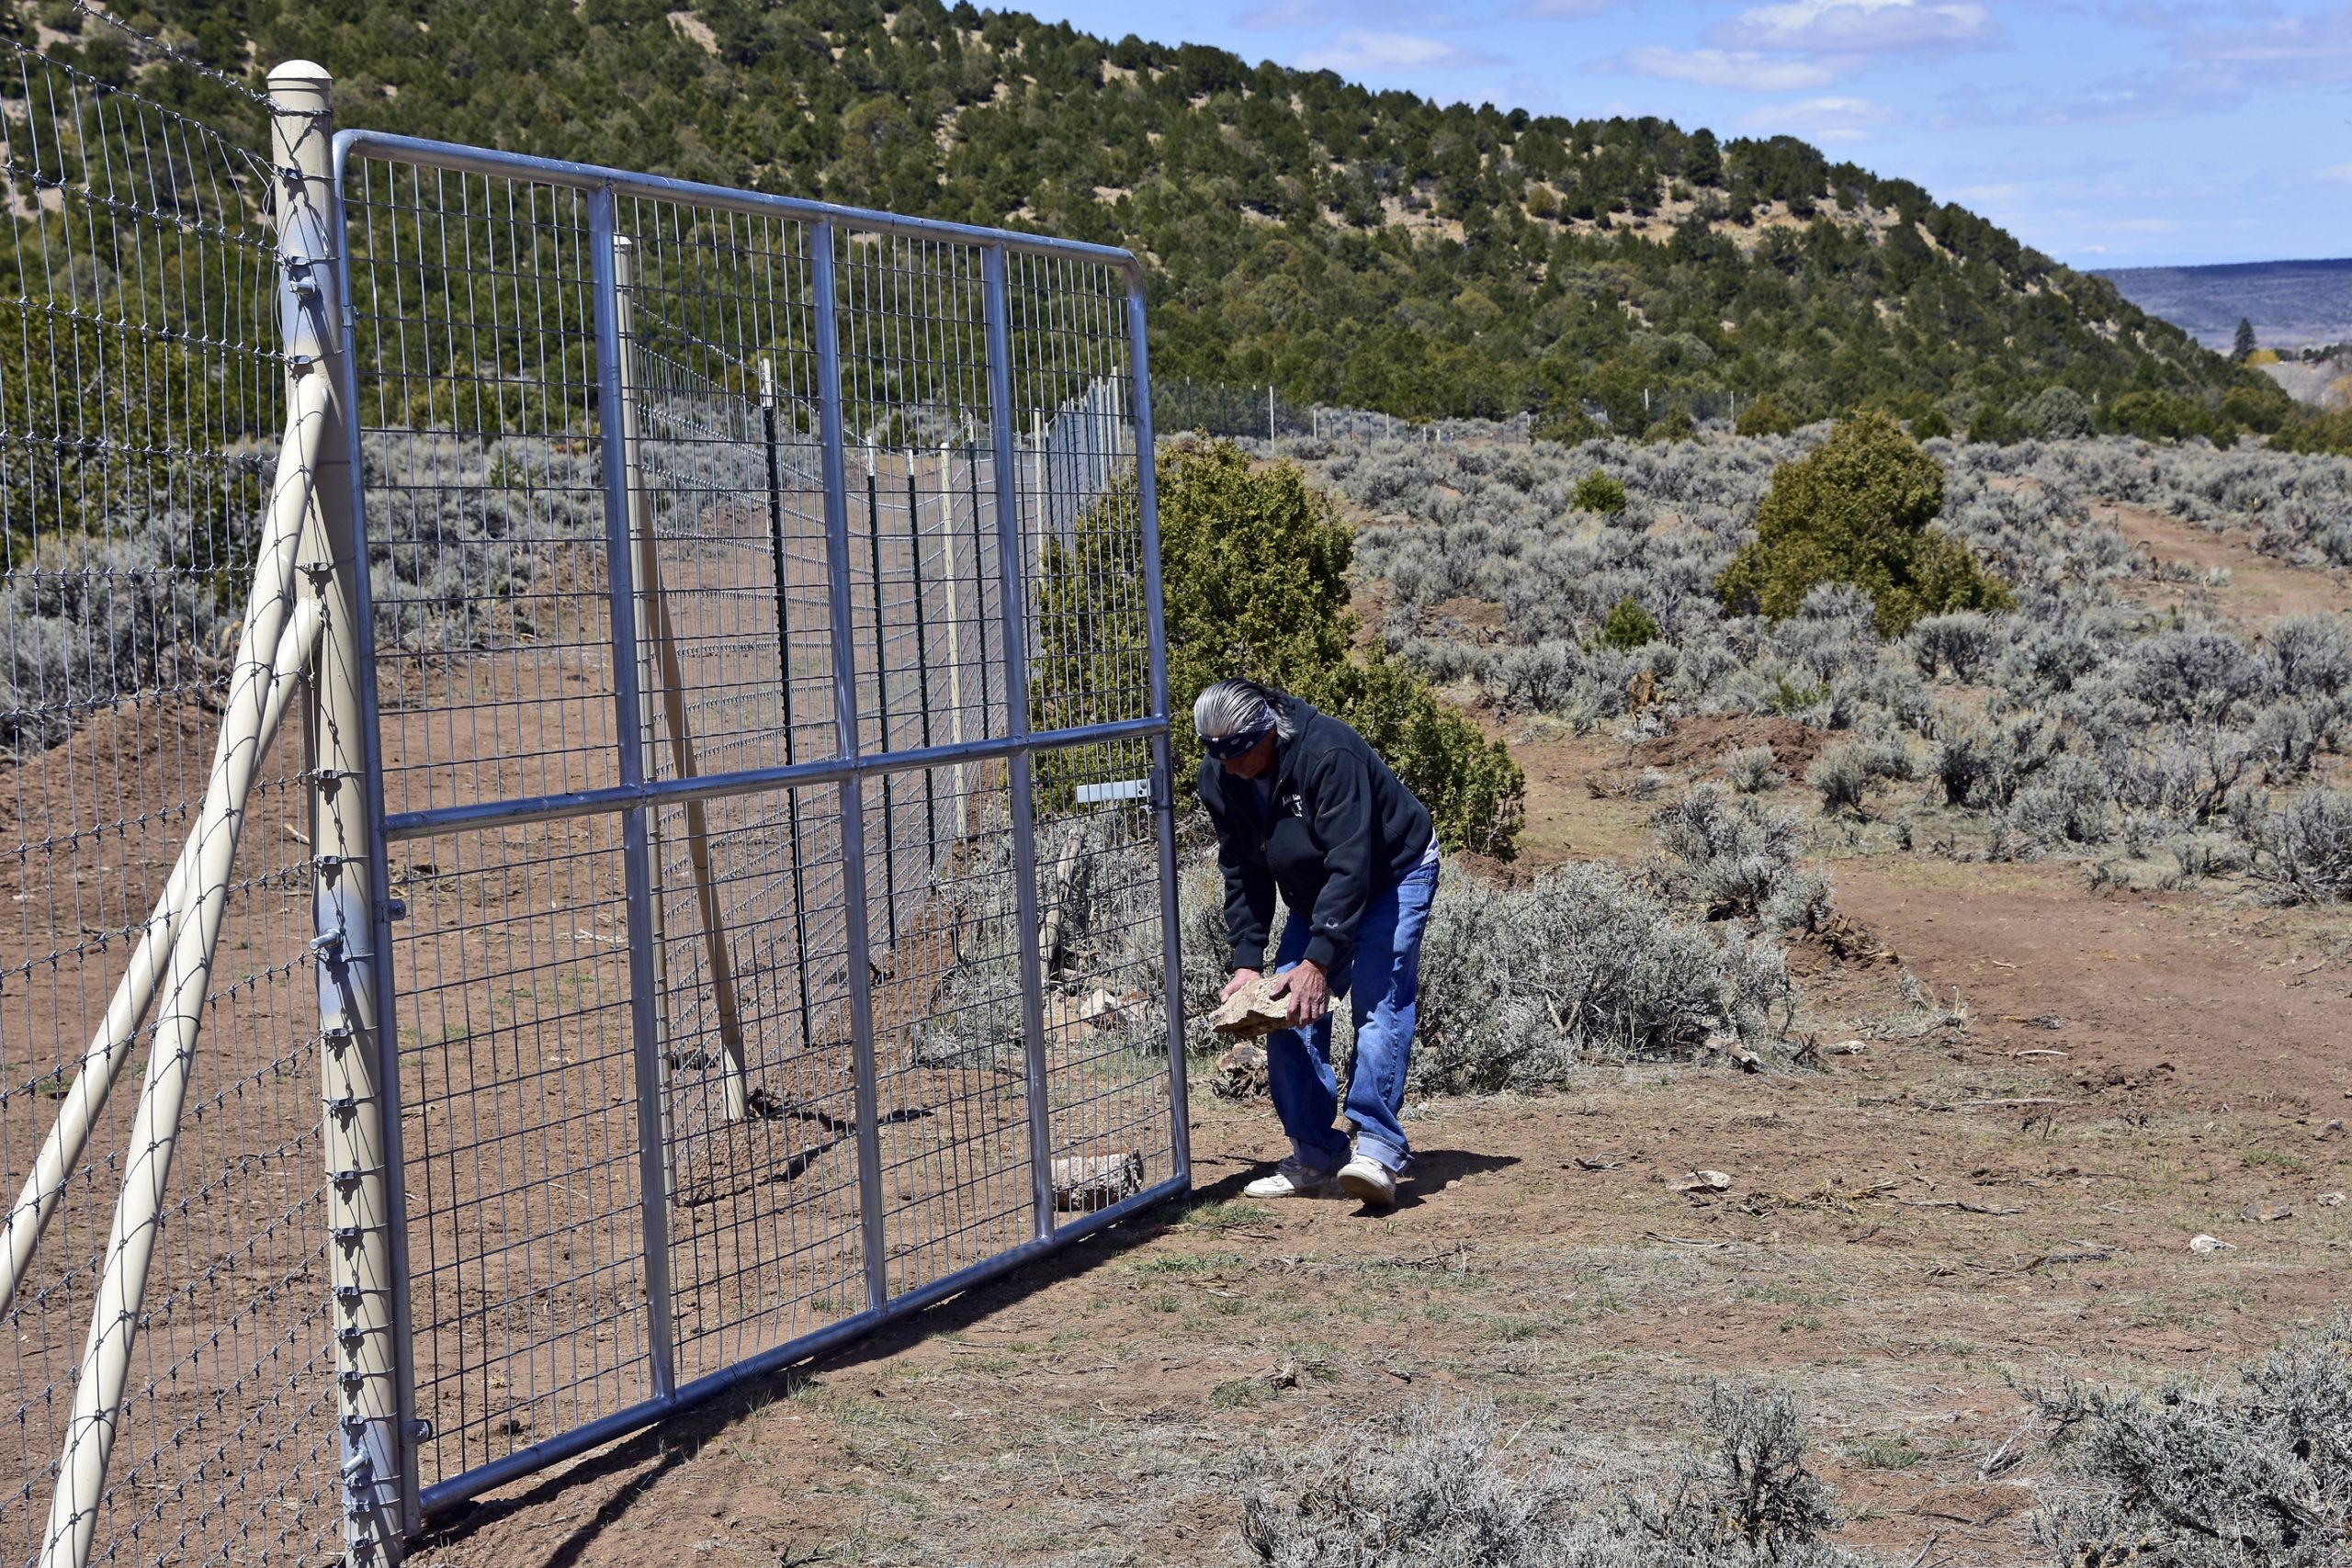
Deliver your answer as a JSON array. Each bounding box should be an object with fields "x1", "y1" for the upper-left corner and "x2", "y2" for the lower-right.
[
  {"x1": 1006, "y1": 252, "x2": 1176, "y2": 1214},
  {"x1": 0, "y1": 33, "x2": 341, "y2": 1568},
  {"x1": 340, "y1": 157, "x2": 679, "y2": 1496},
  {"x1": 337, "y1": 130, "x2": 1183, "y2": 1512}
]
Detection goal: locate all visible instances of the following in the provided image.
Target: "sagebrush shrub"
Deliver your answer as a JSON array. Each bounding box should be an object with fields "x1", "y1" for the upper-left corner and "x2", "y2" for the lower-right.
[
  {"x1": 2269, "y1": 613, "x2": 2352, "y2": 699},
  {"x1": 1998, "y1": 757, "x2": 2114, "y2": 854},
  {"x1": 1242, "y1": 1388, "x2": 1873, "y2": 1568},
  {"x1": 1629, "y1": 1386, "x2": 1846, "y2": 1562},
  {"x1": 2253, "y1": 789, "x2": 2352, "y2": 902},
  {"x1": 1240, "y1": 1401, "x2": 1587, "y2": 1568},
  {"x1": 1909, "y1": 610, "x2": 1996, "y2": 682},
  {"x1": 1807, "y1": 746, "x2": 1866, "y2": 815},
  {"x1": 1723, "y1": 745, "x2": 1781, "y2": 794},
  {"x1": 1488, "y1": 640, "x2": 1582, "y2": 714},
  {"x1": 1287, "y1": 426, "x2": 2352, "y2": 878},
  {"x1": 1410, "y1": 863, "x2": 1792, "y2": 1093},
  {"x1": 2037, "y1": 1314, "x2": 2352, "y2": 1568},
  {"x1": 2129, "y1": 624, "x2": 2272, "y2": 725},
  {"x1": 0, "y1": 526, "x2": 222, "y2": 750},
  {"x1": 1648, "y1": 784, "x2": 1826, "y2": 928}
]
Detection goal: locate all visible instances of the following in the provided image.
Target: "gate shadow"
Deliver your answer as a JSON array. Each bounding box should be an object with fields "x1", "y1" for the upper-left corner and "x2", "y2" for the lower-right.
[
  {"x1": 416, "y1": 1185, "x2": 1210, "y2": 1561},
  {"x1": 419, "y1": 1156, "x2": 1515, "y2": 1558}
]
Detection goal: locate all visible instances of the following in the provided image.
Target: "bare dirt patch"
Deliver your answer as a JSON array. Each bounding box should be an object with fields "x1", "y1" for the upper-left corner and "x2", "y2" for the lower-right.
[
  {"x1": 1427, "y1": 593, "x2": 1509, "y2": 638},
  {"x1": 1505, "y1": 731, "x2": 1661, "y2": 865},
  {"x1": 2102, "y1": 500, "x2": 2352, "y2": 626},
  {"x1": 1826, "y1": 854, "x2": 2352, "y2": 1111},
  {"x1": 1634, "y1": 713, "x2": 1830, "y2": 780}
]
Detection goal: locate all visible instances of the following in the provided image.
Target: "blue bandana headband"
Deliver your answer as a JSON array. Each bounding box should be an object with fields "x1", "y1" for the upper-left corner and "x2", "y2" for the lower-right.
[{"x1": 1200, "y1": 721, "x2": 1273, "y2": 760}]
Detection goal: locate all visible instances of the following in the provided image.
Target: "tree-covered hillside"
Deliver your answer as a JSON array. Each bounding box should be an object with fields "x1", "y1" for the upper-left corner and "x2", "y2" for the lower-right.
[{"x1": 65, "y1": 0, "x2": 2278, "y2": 430}]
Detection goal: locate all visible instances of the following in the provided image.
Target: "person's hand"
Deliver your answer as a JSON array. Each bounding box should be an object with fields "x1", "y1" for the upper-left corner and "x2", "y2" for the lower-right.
[
  {"x1": 1221, "y1": 968, "x2": 1262, "y2": 1002},
  {"x1": 1272, "y1": 960, "x2": 1329, "y2": 1025}
]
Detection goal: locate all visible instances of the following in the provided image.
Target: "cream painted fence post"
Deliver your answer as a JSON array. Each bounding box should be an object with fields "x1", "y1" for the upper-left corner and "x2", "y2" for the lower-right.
[{"x1": 270, "y1": 61, "x2": 409, "y2": 1565}]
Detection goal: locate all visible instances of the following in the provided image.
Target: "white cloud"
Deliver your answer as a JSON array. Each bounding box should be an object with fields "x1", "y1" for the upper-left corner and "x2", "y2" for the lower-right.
[
  {"x1": 1717, "y1": 0, "x2": 1996, "y2": 53},
  {"x1": 2317, "y1": 164, "x2": 2352, "y2": 185},
  {"x1": 1932, "y1": 67, "x2": 2248, "y2": 128},
  {"x1": 1616, "y1": 46, "x2": 1842, "y2": 91},
  {"x1": 2177, "y1": 3, "x2": 2352, "y2": 87},
  {"x1": 1236, "y1": 0, "x2": 1462, "y2": 29},
  {"x1": 1737, "y1": 95, "x2": 1905, "y2": 143},
  {"x1": 1295, "y1": 28, "x2": 1504, "y2": 72}
]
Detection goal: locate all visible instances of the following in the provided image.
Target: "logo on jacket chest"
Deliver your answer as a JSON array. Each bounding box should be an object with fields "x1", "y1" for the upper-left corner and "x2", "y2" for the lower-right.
[{"x1": 1276, "y1": 789, "x2": 1306, "y2": 820}]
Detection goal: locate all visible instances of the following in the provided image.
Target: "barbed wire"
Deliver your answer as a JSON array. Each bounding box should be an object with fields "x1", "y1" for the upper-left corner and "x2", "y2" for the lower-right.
[{"x1": 70, "y1": 0, "x2": 271, "y2": 107}]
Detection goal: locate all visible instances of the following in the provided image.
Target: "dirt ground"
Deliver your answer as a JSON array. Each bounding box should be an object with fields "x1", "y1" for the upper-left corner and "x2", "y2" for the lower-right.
[
  {"x1": 2104, "y1": 500, "x2": 2352, "y2": 626},
  {"x1": 23, "y1": 469, "x2": 2349, "y2": 1566},
  {"x1": 407, "y1": 733, "x2": 2352, "y2": 1568}
]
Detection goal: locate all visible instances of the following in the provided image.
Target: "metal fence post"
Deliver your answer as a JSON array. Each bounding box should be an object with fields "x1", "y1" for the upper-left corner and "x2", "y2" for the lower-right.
[
  {"x1": 1125, "y1": 278, "x2": 1192, "y2": 1186},
  {"x1": 269, "y1": 61, "x2": 407, "y2": 1565},
  {"x1": 616, "y1": 237, "x2": 680, "y2": 1190},
  {"x1": 759, "y1": 358, "x2": 818, "y2": 1051},
  {"x1": 864, "y1": 460, "x2": 899, "y2": 949},
  {"x1": 590, "y1": 188, "x2": 678, "y2": 1407},
  {"x1": 937, "y1": 442, "x2": 967, "y2": 833},
  {"x1": 907, "y1": 468, "x2": 939, "y2": 856},
  {"x1": 983, "y1": 245, "x2": 1057, "y2": 1242},
  {"x1": 811, "y1": 224, "x2": 890, "y2": 1313}
]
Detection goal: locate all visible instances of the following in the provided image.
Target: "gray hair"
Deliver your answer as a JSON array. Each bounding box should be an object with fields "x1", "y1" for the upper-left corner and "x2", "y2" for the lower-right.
[{"x1": 1193, "y1": 678, "x2": 1296, "y2": 741}]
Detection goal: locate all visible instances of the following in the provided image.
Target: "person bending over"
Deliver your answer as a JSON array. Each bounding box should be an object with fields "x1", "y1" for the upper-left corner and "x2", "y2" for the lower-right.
[{"x1": 1194, "y1": 677, "x2": 1440, "y2": 1210}]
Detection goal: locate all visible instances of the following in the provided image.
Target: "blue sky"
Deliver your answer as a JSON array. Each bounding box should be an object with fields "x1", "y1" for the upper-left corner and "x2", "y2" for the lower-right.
[{"x1": 1013, "y1": 0, "x2": 2352, "y2": 268}]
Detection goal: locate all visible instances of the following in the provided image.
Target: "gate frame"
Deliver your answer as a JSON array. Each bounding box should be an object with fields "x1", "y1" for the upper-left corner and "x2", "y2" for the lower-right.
[{"x1": 315, "y1": 111, "x2": 1191, "y2": 1540}]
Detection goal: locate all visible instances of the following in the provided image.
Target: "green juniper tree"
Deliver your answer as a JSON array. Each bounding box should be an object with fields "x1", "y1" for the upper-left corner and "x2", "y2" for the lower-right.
[
  {"x1": 1715, "y1": 412, "x2": 2013, "y2": 637},
  {"x1": 1033, "y1": 441, "x2": 1525, "y2": 857}
]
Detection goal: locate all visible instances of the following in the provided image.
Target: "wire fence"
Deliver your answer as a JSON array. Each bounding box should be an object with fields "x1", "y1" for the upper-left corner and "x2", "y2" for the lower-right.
[
  {"x1": 3, "y1": 36, "x2": 1184, "y2": 1568},
  {"x1": 0, "y1": 28, "x2": 343, "y2": 1568}
]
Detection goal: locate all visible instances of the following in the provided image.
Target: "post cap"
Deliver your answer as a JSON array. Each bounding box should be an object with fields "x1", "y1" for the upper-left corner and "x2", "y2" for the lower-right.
[{"x1": 266, "y1": 60, "x2": 333, "y2": 106}]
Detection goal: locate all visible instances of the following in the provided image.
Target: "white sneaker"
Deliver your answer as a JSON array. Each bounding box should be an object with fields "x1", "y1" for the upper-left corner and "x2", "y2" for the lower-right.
[
  {"x1": 1244, "y1": 1158, "x2": 1339, "y2": 1199},
  {"x1": 1337, "y1": 1155, "x2": 1397, "y2": 1209}
]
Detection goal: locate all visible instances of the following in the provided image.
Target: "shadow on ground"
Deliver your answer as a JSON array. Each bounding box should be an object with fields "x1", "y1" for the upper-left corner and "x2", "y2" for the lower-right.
[{"x1": 416, "y1": 1176, "x2": 1219, "y2": 1556}]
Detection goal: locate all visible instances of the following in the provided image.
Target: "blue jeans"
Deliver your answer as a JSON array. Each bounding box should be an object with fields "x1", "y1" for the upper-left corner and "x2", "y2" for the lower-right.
[{"x1": 1265, "y1": 857, "x2": 1439, "y2": 1176}]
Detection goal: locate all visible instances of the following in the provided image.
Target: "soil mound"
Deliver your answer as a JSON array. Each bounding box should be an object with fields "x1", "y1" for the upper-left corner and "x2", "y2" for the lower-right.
[{"x1": 1636, "y1": 714, "x2": 1829, "y2": 779}]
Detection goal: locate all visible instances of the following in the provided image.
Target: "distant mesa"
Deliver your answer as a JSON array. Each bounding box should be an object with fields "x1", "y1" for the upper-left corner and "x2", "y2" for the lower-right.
[{"x1": 2096, "y1": 256, "x2": 2352, "y2": 353}]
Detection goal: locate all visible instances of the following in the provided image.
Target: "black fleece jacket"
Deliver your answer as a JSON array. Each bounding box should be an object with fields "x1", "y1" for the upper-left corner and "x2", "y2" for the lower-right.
[{"x1": 1197, "y1": 695, "x2": 1435, "y2": 976}]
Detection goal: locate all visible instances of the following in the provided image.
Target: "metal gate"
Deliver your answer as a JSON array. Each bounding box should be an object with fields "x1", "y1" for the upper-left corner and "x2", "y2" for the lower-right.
[
  {"x1": 319, "y1": 120, "x2": 1185, "y2": 1541},
  {"x1": 6, "y1": 56, "x2": 1181, "y2": 1567}
]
